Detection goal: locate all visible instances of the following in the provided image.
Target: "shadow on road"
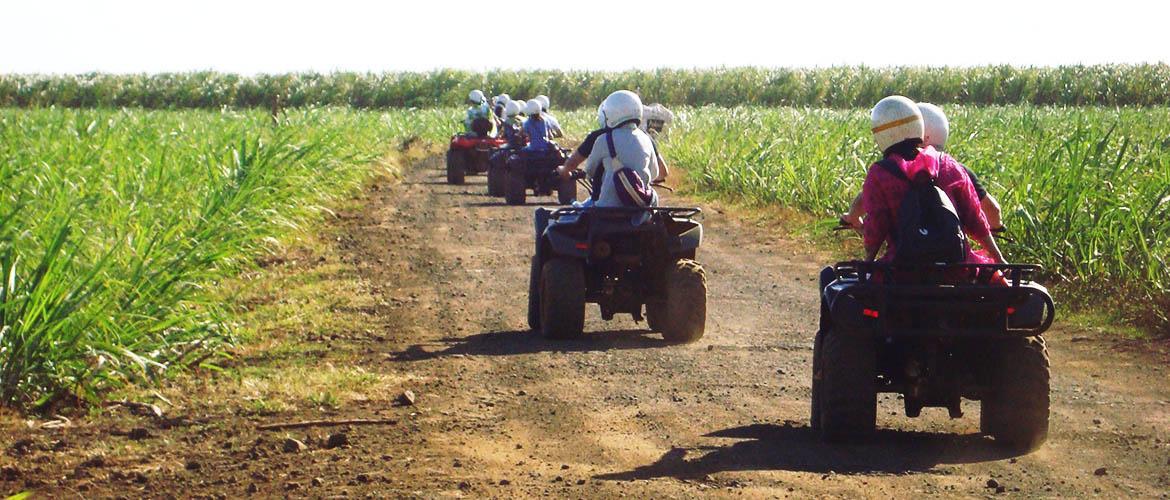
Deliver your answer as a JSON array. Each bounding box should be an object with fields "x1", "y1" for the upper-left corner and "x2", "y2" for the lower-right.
[
  {"x1": 595, "y1": 422, "x2": 1023, "y2": 479},
  {"x1": 390, "y1": 329, "x2": 671, "y2": 361},
  {"x1": 462, "y1": 200, "x2": 565, "y2": 207}
]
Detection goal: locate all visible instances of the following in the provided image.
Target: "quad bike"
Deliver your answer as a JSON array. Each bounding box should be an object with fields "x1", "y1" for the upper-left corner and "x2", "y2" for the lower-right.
[
  {"x1": 503, "y1": 147, "x2": 577, "y2": 205},
  {"x1": 811, "y1": 259, "x2": 1056, "y2": 450},
  {"x1": 487, "y1": 137, "x2": 528, "y2": 197},
  {"x1": 528, "y1": 205, "x2": 707, "y2": 342},
  {"x1": 446, "y1": 131, "x2": 507, "y2": 185}
]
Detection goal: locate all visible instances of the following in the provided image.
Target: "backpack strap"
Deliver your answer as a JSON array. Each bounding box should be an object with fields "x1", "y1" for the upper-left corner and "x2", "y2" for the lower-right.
[
  {"x1": 876, "y1": 158, "x2": 908, "y2": 182},
  {"x1": 605, "y1": 129, "x2": 617, "y2": 159}
]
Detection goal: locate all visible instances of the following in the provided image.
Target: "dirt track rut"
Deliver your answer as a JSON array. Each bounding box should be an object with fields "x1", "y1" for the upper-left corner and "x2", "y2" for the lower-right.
[{"x1": 3, "y1": 153, "x2": 1170, "y2": 498}]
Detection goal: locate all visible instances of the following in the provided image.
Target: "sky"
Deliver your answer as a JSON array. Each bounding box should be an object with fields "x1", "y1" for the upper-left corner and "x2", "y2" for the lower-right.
[{"x1": 2, "y1": 0, "x2": 1167, "y2": 74}]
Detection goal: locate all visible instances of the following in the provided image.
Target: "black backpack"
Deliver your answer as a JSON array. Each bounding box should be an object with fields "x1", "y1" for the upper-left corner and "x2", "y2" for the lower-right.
[{"x1": 877, "y1": 158, "x2": 968, "y2": 264}]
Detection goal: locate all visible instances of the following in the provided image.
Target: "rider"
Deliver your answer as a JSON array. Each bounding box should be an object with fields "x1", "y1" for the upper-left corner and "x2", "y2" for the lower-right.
[
  {"x1": 493, "y1": 93, "x2": 511, "y2": 122},
  {"x1": 562, "y1": 90, "x2": 659, "y2": 208},
  {"x1": 859, "y1": 95, "x2": 1006, "y2": 265},
  {"x1": 561, "y1": 103, "x2": 670, "y2": 205},
  {"x1": 843, "y1": 102, "x2": 1003, "y2": 231},
  {"x1": 521, "y1": 100, "x2": 556, "y2": 152},
  {"x1": 500, "y1": 100, "x2": 526, "y2": 148},
  {"x1": 533, "y1": 95, "x2": 564, "y2": 138},
  {"x1": 464, "y1": 90, "x2": 494, "y2": 137}
]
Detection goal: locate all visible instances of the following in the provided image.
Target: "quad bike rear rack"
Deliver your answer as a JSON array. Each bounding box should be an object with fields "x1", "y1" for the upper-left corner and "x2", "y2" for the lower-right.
[
  {"x1": 830, "y1": 261, "x2": 1056, "y2": 337},
  {"x1": 549, "y1": 206, "x2": 702, "y2": 220}
]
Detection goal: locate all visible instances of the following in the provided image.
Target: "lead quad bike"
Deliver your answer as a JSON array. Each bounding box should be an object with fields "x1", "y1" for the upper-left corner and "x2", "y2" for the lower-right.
[
  {"x1": 811, "y1": 261, "x2": 1056, "y2": 449},
  {"x1": 503, "y1": 147, "x2": 577, "y2": 205},
  {"x1": 446, "y1": 130, "x2": 507, "y2": 185},
  {"x1": 528, "y1": 206, "x2": 707, "y2": 342}
]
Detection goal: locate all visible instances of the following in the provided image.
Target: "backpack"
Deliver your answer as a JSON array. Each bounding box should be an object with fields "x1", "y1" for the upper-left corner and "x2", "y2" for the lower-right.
[{"x1": 877, "y1": 158, "x2": 967, "y2": 264}]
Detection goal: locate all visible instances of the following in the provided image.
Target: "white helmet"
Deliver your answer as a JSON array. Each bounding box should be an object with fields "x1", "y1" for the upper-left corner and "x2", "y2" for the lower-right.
[
  {"x1": 597, "y1": 103, "x2": 606, "y2": 129},
  {"x1": 496, "y1": 93, "x2": 511, "y2": 106},
  {"x1": 600, "y1": 90, "x2": 643, "y2": 128},
  {"x1": 468, "y1": 89, "x2": 486, "y2": 104},
  {"x1": 870, "y1": 95, "x2": 923, "y2": 153},
  {"x1": 504, "y1": 100, "x2": 521, "y2": 118},
  {"x1": 918, "y1": 103, "x2": 949, "y2": 149},
  {"x1": 534, "y1": 94, "x2": 550, "y2": 111},
  {"x1": 640, "y1": 103, "x2": 674, "y2": 133},
  {"x1": 523, "y1": 99, "x2": 542, "y2": 116},
  {"x1": 514, "y1": 100, "x2": 527, "y2": 114}
]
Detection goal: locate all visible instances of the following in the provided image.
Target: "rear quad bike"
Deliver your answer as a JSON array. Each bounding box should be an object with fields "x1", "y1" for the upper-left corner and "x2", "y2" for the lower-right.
[
  {"x1": 487, "y1": 140, "x2": 526, "y2": 197},
  {"x1": 811, "y1": 261, "x2": 1056, "y2": 450},
  {"x1": 446, "y1": 133, "x2": 507, "y2": 185},
  {"x1": 504, "y1": 147, "x2": 577, "y2": 205},
  {"x1": 528, "y1": 206, "x2": 707, "y2": 342}
]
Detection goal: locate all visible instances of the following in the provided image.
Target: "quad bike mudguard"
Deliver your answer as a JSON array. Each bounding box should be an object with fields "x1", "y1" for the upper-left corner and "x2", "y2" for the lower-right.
[
  {"x1": 450, "y1": 134, "x2": 507, "y2": 150},
  {"x1": 823, "y1": 262, "x2": 1055, "y2": 337},
  {"x1": 534, "y1": 207, "x2": 702, "y2": 267}
]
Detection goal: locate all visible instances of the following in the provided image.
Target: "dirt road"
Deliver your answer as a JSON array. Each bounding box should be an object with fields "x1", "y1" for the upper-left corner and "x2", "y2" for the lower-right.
[{"x1": 4, "y1": 153, "x2": 1170, "y2": 498}]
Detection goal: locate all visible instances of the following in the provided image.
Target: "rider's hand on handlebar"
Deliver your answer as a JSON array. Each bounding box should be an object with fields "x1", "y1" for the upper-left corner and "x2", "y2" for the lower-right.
[
  {"x1": 557, "y1": 165, "x2": 576, "y2": 180},
  {"x1": 840, "y1": 212, "x2": 863, "y2": 232}
]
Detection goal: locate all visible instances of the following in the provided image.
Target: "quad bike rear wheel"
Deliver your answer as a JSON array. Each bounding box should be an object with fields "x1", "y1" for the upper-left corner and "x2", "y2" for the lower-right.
[
  {"x1": 980, "y1": 336, "x2": 1050, "y2": 450},
  {"x1": 488, "y1": 160, "x2": 505, "y2": 196},
  {"x1": 446, "y1": 150, "x2": 466, "y2": 185},
  {"x1": 540, "y1": 258, "x2": 585, "y2": 339},
  {"x1": 527, "y1": 256, "x2": 541, "y2": 331},
  {"x1": 505, "y1": 160, "x2": 527, "y2": 206},
  {"x1": 819, "y1": 327, "x2": 876, "y2": 443},
  {"x1": 557, "y1": 175, "x2": 577, "y2": 205},
  {"x1": 659, "y1": 259, "x2": 707, "y2": 343},
  {"x1": 810, "y1": 327, "x2": 825, "y2": 431},
  {"x1": 644, "y1": 301, "x2": 665, "y2": 332}
]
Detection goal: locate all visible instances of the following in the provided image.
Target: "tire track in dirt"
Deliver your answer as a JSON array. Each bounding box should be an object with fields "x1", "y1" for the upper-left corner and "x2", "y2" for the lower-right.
[
  {"x1": 347, "y1": 154, "x2": 1170, "y2": 497},
  {"x1": 2, "y1": 152, "x2": 1168, "y2": 498}
]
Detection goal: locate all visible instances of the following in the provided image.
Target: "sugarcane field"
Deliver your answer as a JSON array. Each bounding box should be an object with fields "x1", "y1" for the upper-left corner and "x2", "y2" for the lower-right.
[{"x1": 2, "y1": 1, "x2": 1170, "y2": 498}]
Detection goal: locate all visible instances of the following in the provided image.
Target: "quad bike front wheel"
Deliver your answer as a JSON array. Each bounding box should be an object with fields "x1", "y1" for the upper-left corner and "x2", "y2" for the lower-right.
[
  {"x1": 505, "y1": 167, "x2": 527, "y2": 205},
  {"x1": 980, "y1": 336, "x2": 1050, "y2": 450},
  {"x1": 658, "y1": 259, "x2": 707, "y2": 343},
  {"x1": 540, "y1": 258, "x2": 585, "y2": 340},
  {"x1": 819, "y1": 327, "x2": 877, "y2": 443}
]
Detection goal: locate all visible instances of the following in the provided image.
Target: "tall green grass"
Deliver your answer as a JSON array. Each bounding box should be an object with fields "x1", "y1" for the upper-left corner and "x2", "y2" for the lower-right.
[
  {"x1": 0, "y1": 107, "x2": 432, "y2": 408},
  {"x1": 3, "y1": 65, "x2": 1169, "y2": 109},
  {"x1": 646, "y1": 105, "x2": 1170, "y2": 331}
]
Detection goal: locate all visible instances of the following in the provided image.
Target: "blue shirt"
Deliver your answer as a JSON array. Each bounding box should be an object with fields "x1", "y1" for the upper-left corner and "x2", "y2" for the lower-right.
[{"x1": 522, "y1": 116, "x2": 555, "y2": 151}]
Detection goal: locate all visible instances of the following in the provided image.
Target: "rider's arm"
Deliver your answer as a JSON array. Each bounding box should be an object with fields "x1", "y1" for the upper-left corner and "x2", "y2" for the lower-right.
[
  {"x1": 982, "y1": 194, "x2": 1003, "y2": 230},
  {"x1": 860, "y1": 169, "x2": 889, "y2": 261},
  {"x1": 560, "y1": 150, "x2": 586, "y2": 179},
  {"x1": 974, "y1": 233, "x2": 1008, "y2": 264},
  {"x1": 653, "y1": 154, "x2": 669, "y2": 183},
  {"x1": 842, "y1": 191, "x2": 864, "y2": 230}
]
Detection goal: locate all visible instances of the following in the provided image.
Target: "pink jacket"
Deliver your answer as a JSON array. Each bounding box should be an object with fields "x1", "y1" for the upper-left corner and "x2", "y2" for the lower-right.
[{"x1": 861, "y1": 146, "x2": 992, "y2": 263}]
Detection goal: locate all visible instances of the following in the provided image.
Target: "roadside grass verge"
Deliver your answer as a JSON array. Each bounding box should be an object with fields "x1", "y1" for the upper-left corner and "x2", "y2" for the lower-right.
[{"x1": 0, "y1": 107, "x2": 413, "y2": 409}]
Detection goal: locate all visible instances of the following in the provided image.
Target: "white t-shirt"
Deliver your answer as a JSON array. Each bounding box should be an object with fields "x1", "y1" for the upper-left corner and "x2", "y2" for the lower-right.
[{"x1": 584, "y1": 124, "x2": 659, "y2": 208}]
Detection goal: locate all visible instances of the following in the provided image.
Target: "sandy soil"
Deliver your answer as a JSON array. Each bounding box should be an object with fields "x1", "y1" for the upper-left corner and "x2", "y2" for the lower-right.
[{"x1": 3, "y1": 153, "x2": 1170, "y2": 499}]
